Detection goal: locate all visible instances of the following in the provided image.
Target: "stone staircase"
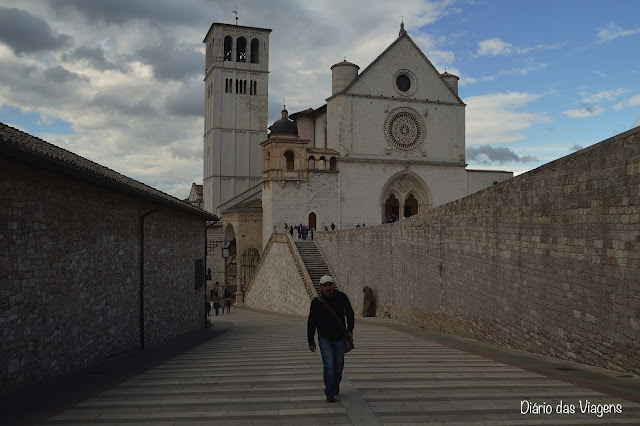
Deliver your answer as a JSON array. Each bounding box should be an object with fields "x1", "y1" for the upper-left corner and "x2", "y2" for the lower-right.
[{"x1": 295, "y1": 241, "x2": 334, "y2": 296}]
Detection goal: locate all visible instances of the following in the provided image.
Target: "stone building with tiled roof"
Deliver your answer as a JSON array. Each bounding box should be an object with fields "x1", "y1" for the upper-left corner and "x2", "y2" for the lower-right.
[{"x1": 1, "y1": 122, "x2": 216, "y2": 390}]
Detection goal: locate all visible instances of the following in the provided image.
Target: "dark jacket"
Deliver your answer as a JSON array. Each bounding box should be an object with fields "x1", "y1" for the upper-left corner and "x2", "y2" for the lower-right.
[{"x1": 307, "y1": 290, "x2": 354, "y2": 345}]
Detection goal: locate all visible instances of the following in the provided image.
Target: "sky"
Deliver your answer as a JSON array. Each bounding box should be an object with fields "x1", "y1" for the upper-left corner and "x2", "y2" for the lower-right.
[{"x1": 1, "y1": 0, "x2": 639, "y2": 198}]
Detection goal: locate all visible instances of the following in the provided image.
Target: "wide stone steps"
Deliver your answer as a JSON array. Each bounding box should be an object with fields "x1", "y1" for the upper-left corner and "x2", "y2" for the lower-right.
[
  {"x1": 295, "y1": 241, "x2": 335, "y2": 296},
  {"x1": 42, "y1": 309, "x2": 640, "y2": 425}
]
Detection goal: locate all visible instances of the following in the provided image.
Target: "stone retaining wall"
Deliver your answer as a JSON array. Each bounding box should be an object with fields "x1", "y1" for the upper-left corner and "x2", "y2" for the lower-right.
[{"x1": 316, "y1": 127, "x2": 640, "y2": 374}]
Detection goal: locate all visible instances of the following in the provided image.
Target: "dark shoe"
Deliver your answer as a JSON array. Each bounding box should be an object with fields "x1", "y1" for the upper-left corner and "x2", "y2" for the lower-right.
[{"x1": 326, "y1": 395, "x2": 336, "y2": 403}]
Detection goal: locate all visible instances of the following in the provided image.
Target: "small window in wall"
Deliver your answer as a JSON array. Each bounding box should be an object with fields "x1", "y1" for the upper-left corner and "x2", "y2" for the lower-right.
[
  {"x1": 251, "y1": 38, "x2": 260, "y2": 63},
  {"x1": 284, "y1": 150, "x2": 295, "y2": 170},
  {"x1": 224, "y1": 79, "x2": 228, "y2": 93},
  {"x1": 224, "y1": 35, "x2": 232, "y2": 61},
  {"x1": 308, "y1": 156, "x2": 316, "y2": 170},
  {"x1": 329, "y1": 157, "x2": 337, "y2": 171},
  {"x1": 236, "y1": 36, "x2": 247, "y2": 62}
]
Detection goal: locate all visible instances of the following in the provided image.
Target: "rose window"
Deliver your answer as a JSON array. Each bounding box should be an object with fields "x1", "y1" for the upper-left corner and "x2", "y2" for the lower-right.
[{"x1": 384, "y1": 108, "x2": 425, "y2": 151}]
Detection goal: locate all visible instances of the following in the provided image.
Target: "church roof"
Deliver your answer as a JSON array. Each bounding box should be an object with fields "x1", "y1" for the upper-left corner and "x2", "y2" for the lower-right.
[
  {"x1": 226, "y1": 198, "x2": 262, "y2": 212},
  {"x1": 289, "y1": 104, "x2": 327, "y2": 120},
  {"x1": 325, "y1": 26, "x2": 465, "y2": 105},
  {"x1": 0, "y1": 122, "x2": 217, "y2": 221}
]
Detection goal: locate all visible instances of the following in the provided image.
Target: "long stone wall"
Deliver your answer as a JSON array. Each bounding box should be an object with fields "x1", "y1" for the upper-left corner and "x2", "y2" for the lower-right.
[
  {"x1": 1, "y1": 159, "x2": 206, "y2": 390},
  {"x1": 316, "y1": 126, "x2": 640, "y2": 374}
]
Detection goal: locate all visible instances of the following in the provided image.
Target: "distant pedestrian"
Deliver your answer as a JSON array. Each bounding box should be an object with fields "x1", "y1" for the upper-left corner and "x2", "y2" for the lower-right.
[
  {"x1": 310, "y1": 228, "x2": 314, "y2": 240},
  {"x1": 290, "y1": 225, "x2": 294, "y2": 238},
  {"x1": 330, "y1": 222, "x2": 335, "y2": 231},
  {"x1": 362, "y1": 223, "x2": 365, "y2": 227},
  {"x1": 226, "y1": 297, "x2": 232, "y2": 313},
  {"x1": 206, "y1": 300, "x2": 211, "y2": 316},
  {"x1": 356, "y1": 224, "x2": 360, "y2": 228},
  {"x1": 324, "y1": 226, "x2": 328, "y2": 231},
  {"x1": 213, "y1": 300, "x2": 220, "y2": 316},
  {"x1": 285, "y1": 223, "x2": 289, "y2": 229},
  {"x1": 297, "y1": 225, "x2": 302, "y2": 240},
  {"x1": 221, "y1": 299, "x2": 226, "y2": 314},
  {"x1": 302, "y1": 226, "x2": 309, "y2": 240}
]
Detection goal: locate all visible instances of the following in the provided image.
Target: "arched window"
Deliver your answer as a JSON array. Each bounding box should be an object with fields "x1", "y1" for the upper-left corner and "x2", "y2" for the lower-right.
[
  {"x1": 404, "y1": 193, "x2": 419, "y2": 218},
  {"x1": 284, "y1": 150, "x2": 295, "y2": 170},
  {"x1": 308, "y1": 156, "x2": 315, "y2": 170},
  {"x1": 318, "y1": 156, "x2": 326, "y2": 170},
  {"x1": 251, "y1": 38, "x2": 260, "y2": 63},
  {"x1": 223, "y1": 35, "x2": 232, "y2": 61},
  {"x1": 329, "y1": 157, "x2": 337, "y2": 171},
  {"x1": 236, "y1": 36, "x2": 247, "y2": 62},
  {"x1": 385, "y1": 194, "x2": 400, "y2": 219},
  {"x1": 264, "y1": 151, "x2": 271, "y2": 171}
]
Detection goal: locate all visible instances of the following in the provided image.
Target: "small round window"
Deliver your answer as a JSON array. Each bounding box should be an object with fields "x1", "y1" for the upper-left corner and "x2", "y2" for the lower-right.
[{"x1": 396, "y1": 74, "x2": 411, "y2": 92}]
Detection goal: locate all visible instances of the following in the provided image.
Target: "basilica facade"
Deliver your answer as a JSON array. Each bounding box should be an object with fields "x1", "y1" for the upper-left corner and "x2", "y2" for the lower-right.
[{"x1": 201, "y1": 22, "x2": 512, "y2": 298}]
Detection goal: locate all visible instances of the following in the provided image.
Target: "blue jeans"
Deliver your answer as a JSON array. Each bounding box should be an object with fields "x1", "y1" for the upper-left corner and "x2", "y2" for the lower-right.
[{"x1": 318, "y1": 336, "x2": 346, "y2": 397}]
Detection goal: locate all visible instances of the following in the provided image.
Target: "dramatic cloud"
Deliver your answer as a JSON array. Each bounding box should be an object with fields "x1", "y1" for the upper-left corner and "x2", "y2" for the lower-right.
[
  {"x1": 580, "y1": 88, "x2": 628, "y2": 104},
  {"x1": 466, "y1": 145, "x2": 538, "y2": 165},
  {"x1": 0, "y1": 7, "x2": 71, "y2": 54},
  {"x1": 63, "y1": 46, "x2": 128, "y2": 72},
  {"x1": 136, "y1": 40, "x2": 203, "y2": 81},
  {"x1": 465, "y1": 92, "x2": 550, "y2": 145},
  {"x1": 562, "y1": 106, "x2": 605, "y2": 119},
  {"x1": 597, "y1": 22, "x2": 640, "y2": 43}
]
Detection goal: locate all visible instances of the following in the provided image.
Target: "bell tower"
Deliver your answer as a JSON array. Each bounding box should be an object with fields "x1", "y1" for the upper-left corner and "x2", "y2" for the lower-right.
[{"x1": 203, "y1": 23, "x2": 271, "y2": 215}]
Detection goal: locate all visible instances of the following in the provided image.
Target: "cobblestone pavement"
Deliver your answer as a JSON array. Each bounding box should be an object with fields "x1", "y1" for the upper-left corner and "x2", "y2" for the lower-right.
[{"x1": 14, "y1": 308, "x2": 640, "y2": 424}]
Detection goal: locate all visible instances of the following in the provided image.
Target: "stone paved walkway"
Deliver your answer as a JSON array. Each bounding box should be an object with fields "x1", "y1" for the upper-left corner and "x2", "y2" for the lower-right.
[{"x1": 9, "y1": 307, "x2": 640, "y2": 425}]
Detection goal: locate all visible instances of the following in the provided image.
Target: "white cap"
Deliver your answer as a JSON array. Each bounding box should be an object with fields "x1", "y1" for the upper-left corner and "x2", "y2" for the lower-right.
[{"x1": 319, "y1": 275, "x2": 335, "y2": 285}]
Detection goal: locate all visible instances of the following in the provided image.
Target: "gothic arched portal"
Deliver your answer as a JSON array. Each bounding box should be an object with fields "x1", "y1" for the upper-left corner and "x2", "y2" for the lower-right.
[{"x1": 380, "y1": 171, "x2": 431, "y2": 223}]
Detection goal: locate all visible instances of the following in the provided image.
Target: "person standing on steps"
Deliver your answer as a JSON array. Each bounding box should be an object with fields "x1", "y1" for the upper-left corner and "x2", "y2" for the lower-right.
[{"x1": 307, "y1": 275, "x2": 354, "y2": 402}]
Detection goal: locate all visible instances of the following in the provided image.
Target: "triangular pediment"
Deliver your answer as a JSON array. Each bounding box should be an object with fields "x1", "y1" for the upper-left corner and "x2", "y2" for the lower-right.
[{"x1": 332, "y1": 33, "x2": 463, "y2": 105}]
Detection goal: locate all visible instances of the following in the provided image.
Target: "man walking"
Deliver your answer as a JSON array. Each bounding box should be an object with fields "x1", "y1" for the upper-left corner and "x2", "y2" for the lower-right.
[{"x1": 307, "y1": 275, "x2": 354, "y2": 402}]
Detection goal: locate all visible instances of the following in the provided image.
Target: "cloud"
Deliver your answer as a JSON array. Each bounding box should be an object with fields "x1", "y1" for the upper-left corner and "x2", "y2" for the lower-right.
[
  {"x1": 164, "y1": 80, "x2": 202, "y2": 117},
  {"x1": 562, "y1": 106, "x2": 605, "y2": 118},
  {"x1": 597, "y1": 22, "x2": 640, "y2": 43},
  {"x1": 580, "y1": 88, "x2": 628, "y2": 104},
  {"x1": 614, "y1": 93, "x2": 640, "y2": 110},
  {"x1": 466, "y1": 145, "x2": 538, "y2": 165},
  {"x1": 474, "y1": 38, "x2": 564, "y2": 57},
  {"x1": 136, "y1": 39, "x2": 203, "y2": 81},
  {"x1": 569, "y1": 144, "x2": 583, "y2": 152},
  {"x1": 475, "y1": 38, "x2": 512, "y2": 56},
  {"x1": 465, "y1": 91, "x2": 550, "y2": 145},
  {"x1": 0, "y1": 7, "x2": 71, "y2": 54},
  {"x1": 63, "y1": 46, "x2": 129, "y2": 72}
]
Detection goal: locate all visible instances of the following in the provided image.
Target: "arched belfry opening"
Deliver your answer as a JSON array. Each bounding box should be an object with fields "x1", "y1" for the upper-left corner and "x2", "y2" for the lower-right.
[
  {"x1": 223, "y1": 35, "x2": 232, "y2": 61},
  {"x1": 284, "y1": 150, "x2": 294, "y2": 170},
  {"x1": 250, "y1": 38, "x2": 260, "y2": 63},
  {"x1": 380, "y1": 171, "x2": 431, "y2": 223},
  {"x1": 236, "y1": 36, "x2": 247, "y2": 62}
]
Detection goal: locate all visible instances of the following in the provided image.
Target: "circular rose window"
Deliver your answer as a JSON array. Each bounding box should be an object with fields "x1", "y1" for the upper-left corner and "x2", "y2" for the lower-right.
[{"x1": 384, "y1": 108, "x2": 425, "y2": 151}]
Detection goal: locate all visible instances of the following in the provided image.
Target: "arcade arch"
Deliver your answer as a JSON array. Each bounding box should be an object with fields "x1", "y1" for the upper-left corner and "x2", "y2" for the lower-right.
[{"x1": 380, "y1": 171, "x2": 431, "y2": 222}]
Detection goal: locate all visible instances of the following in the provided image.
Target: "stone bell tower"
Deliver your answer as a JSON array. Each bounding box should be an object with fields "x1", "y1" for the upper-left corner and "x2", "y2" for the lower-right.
[{"x1": 203, "y1": 23, "x2": 272, "y2": 215}]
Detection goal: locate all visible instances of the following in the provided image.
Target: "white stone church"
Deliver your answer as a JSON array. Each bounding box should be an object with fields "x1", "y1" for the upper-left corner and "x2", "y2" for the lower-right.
[{"x1": 201, "y1": 21, "x2": 511, "y2": 297}]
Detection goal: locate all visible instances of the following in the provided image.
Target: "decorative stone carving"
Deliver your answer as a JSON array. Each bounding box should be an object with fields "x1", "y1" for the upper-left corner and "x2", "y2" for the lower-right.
[
  {"x1": 384, "y1": 107, "x2": 425, "y2": 151},
  {"x1": 396, "y1": 177, "x2": 411, "y2": 193},
  {"x1": 362, "y1": 286, "x2": 376, "y2": 317}
]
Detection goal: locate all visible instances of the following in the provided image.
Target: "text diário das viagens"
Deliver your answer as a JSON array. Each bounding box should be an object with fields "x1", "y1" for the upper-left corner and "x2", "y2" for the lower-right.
[{"x1": 521, "y1": 400, "x2": 623, "y2": 418}]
